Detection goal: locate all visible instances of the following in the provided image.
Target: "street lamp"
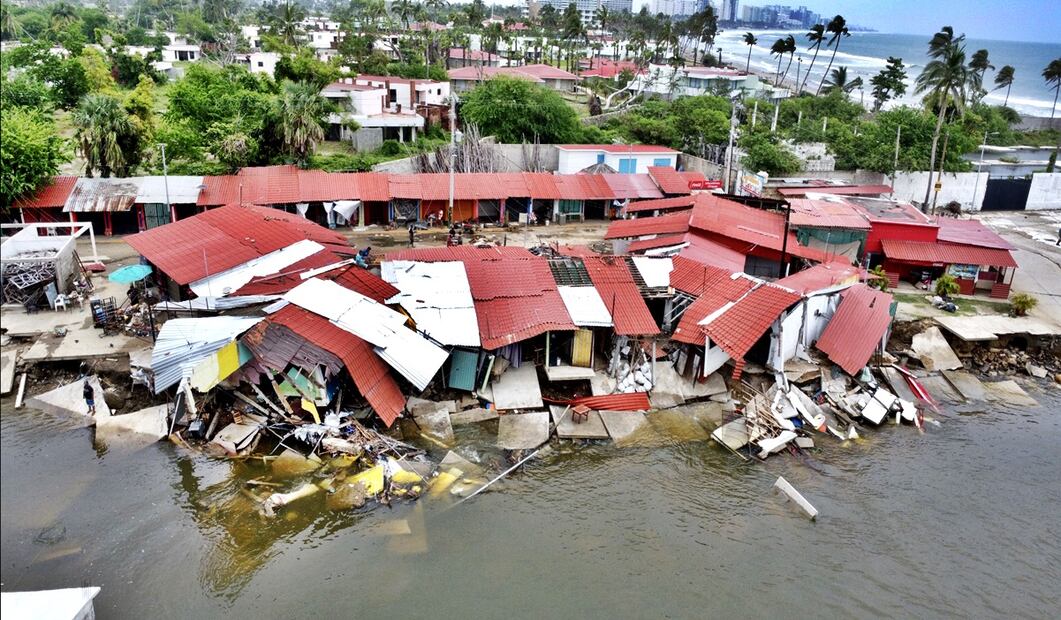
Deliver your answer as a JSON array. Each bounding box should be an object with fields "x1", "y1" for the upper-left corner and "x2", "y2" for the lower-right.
[
  {"x1": 971, "y1": 130, "x2": 998, "y2": 211},
  {"x1": 795, "y1": 55, "x2": 802, "y2": 94}
]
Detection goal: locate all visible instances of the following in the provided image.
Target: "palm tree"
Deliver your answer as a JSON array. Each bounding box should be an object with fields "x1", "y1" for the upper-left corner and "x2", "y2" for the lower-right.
[
  {"x1": 799, "y1": 24, "x2": 825, "y2": 94},
  {"x1": 816, "y1": 15, "x2": 850, "y2": 96},
  {"x1": 822, "y1": 66, "x2": 862, "y2": 95},
  {"x1": 425, "y1": 0, "x2": 447, "y2": 22},
  {"x1": 278, "y1": 82, "x2": 326, "y2": 168},
  {"x1": 994, "y1": 65, "x2": 1015, "y2": 107},
  {"x1": 927, "y1": 26, "x2": 956, "y2": 58},
  {"x1": 393, "y1": 0, "x2": 415, "y2": 30},
  {"x1": 778, "y1": 35, "x2": 796, "y2": 86},
  {"x1": 770, "y1": 38, "x2": 787, "y2": 86},
  {"x1": 742, "y1": 32, "x2": 757, "y2": 73},
  {"x1": 49, "y1": 2, "x2": 78, "y2": 30},
  {"x1": 1044, "y1": 58, "x2": 1061, "y2": 121},
  {"x1": 73, "y1": 94, "x2": 136, "y2": 178},
  {"x1": 915, "y1": 29, "x2": 976, "y2": 208},
  {"x1": 270, "y1": 0, "x2": 306, "y2": 48},
  {"x1": 968, "y1": 48, "x2": 993, "y2": 102}
]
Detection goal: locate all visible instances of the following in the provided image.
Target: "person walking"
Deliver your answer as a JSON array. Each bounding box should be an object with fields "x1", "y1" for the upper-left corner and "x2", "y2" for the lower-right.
[
  {"x1": 83, "y1": 379, "x2": 96, "y2": 416},
  {"x1": 408, "y1": 223, "x2": 416, "y2": 247}
]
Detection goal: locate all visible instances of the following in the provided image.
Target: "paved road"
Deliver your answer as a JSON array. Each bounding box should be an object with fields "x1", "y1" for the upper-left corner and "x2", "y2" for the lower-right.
[{"x1": 980, "y1": 211, "x2": 1061, "y2": 327}]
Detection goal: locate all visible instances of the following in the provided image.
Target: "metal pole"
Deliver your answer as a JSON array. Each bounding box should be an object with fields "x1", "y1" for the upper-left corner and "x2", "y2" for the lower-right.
[
  {"x1": 795, "y1": 56, "x2": 801, "y2": 94},
  {"x1": 724, "y1": 104, "x2": 737, "y2": 193},
  {"x1": 448, "y1": 94, "x2": 456, "y2": 226},
  {"x1": 971, "y1": 130, "x2": 988, "y2": 210},
  {"x1": 751, "y1": 100, "x2": 758, "y2": 127},
  {"x1": 891, "y1": 124, "x2": 902, "y2": 194},
  {"x1": 778, "y1": 201, "x2": 791, "y2": 278},
  {"x1": 771, "y1": 103, "x2": 779, "y2": 133},
  {"x1": 160, "y1": 144, "x2": 172, "y2": 223}
]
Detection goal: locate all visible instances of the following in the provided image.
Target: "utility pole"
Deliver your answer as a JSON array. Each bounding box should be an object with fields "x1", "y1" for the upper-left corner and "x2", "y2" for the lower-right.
[
  {"x1": 724, "y1": 101, "x2": 738, "y2": 194},
  {"x1": 159, "y1": 144, "x2": 172, "y2": 223},
  {"x1": 770, "y1": 103, "x2": 779, "y2": 133},
  {"x1": 931, "y1": 132, "x2": 950, "y2": 214},
  {"x1": 795, "y1": 56, "x2": 802, "y2": 94},
  {"x1": 448, "y1": 93, "x2": 457, "y2": 226},
  {"x1": 971, "y1": 130, "x2": 994, "y2": 211},
  {"x1": 751, "y1": 100, "x2": 758, "y2": 127},
  {"x1": 891, "y1": 124, "x2": 902, "y2": 194}
]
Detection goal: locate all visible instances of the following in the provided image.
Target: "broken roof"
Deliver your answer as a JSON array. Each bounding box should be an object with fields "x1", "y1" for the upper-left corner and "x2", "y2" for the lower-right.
[
  {"x1": 151, "y1": 316, "x2": 262, "y2": 393},
  {"x1": 582, "y1": 256, "x2": 660, "y2": 336},
  {"x1": 775, "y1": 262, "x2": 860, "y2": 295},
  {"x1": 815, "y1": 284, "x2": 894, "y2": 375},
  {"x1": 381, "y1": 260, "x2": 480, "y2": 347},
  {"x1": 671, "y1": 268, "x2": 757, "y2": 345},
  {"x1": 605, "y1": 211, "x2": 692, "y2": 239},
  {"x1": 700, "y1": 283, "x2": 802, "y2": 363},
  {"x1": 125, "y1": 205, "x2": 347, "y2": 285}
]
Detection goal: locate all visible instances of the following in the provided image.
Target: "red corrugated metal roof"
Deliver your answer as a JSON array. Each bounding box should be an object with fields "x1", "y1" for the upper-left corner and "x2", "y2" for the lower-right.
[
  {"x1": 881, "y1": 239, "x2": 1018, "y2": 268},
  {"x1": 935, "y1": 217, "x2": 1014, "y2": 250},
  {"x1": 523, "y1": 173, "x2": 563, "y2": 200},
  {"x1": 775, "y1": 262, "x2": 860, "y2": 295},
  {"x1": 386, "y1": 245, "x2": 535, "y2": 262},
  {"x1": 670, "y1": 255, "x2": 734, "y2": 296},
  {"x1": 627, "y1": 234, "x2": 689, "y2": 252},
  {"x1": 126, "y1": 205, "x2": 347, "y2": 284},
  {"x1": 815, "y1": 284, "x2": 893, "y2": 376},
  {"x1": 647, "y1": 167, "x2": 705, "y2": 195},
  {"x1": 786, "y1": 198, "x2": 872, "y2": 230},
  {"x1": 582, "y1": 256, "x2": 659, "y2": 335},
  {"x1": 389, "y1": 175, "x2": 423, "y2": 200},
  {"x1": 689, "y1": 194, "x2": 834, "y2": 262},
  {"x1": 602, "y1": 174, "x2": 664, "y2": 199},
  {"x1": 13, "y1": 176, "x2": 77, "y2": 209},
  {"x1": 605, "y1": 211, "x2": 691, "y2": 239},
  {"x1": 625, "y1": 195, "x2": 696, "y2": 214},
  {"x1": 678, "y1": 234, "x2": 748, "y2": 273},
  {"x1": 233, "y1": 250, "x2": 346, "y2": 296},
  {"x1": 702, "y1": 284, "x2": 801, "y2": 361},
  {"x1": 237, "y1": 165, "x2": 302, "y2": 204},
  {"x1": 545, "y1": 392, "x2": 651, "y2": 411},
  {"x1": 776, "y1": 185, "x2": 893, "y2": 196},
  {"x1": 269, "y1": 305, "x2": 405, "y2": 426},
  {"x1": 671, "y1": 270, "x2": 756, "y2": 345},
  {"x1": 476, "y1": 292, "x2": 575, "y2": 349}
]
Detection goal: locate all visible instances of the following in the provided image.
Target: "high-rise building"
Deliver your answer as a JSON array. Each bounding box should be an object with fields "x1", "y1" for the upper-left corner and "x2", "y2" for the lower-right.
[
  {"x1": 651, "y1": 0, "x2": 700, "y2": 16},
  {"x1": 719, "y1": 0, "x2": 739, "y2": 21},
  {"x1": 536, "y1": 0, "x2": 632, "y2": 26}
]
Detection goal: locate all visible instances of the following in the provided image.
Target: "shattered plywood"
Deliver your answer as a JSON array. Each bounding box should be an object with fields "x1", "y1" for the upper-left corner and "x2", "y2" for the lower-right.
[
  {"x1": 95, "y1": 404, "x2": 168, "y2": 447},
  {"x1": 942, "y1": 370, "x2": 987, "y2": 402},
  {"x1": 496, "y1": 411, "x2": 550, "y2": 450},
  {"x1": 549, "y1": 405, "x2": 609, "y2": 440},
  {"x1": 449, "y1": 407, "x2": 499, "y2": 425},
  {"x1": 490, "y1": 365, "x2": 543, "y2": 410},
  {"x1": 911, "y1": 326, "x2": 963, "y2": 371},
  {"x1": 985, "y1": 380, "x2": 1039, "y2": 407},
  {"x1": 25, "y1": 376, "x2": 111, "y2": 423}
]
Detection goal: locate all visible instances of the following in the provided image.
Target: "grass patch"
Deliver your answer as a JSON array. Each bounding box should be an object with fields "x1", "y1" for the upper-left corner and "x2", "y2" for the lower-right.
[{"x1": 893, "y1": 292, "x2": 1011, "y2": 316}]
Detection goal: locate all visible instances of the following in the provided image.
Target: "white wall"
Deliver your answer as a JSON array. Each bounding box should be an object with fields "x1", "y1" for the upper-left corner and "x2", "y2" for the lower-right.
[
  {"x1": 1027, "y1": 173, "x2": 1061, "y2": 211},
  {"x1": 247, "y1": 52, "x2": 279, "y2": 75},
  {"x1": 891, "y1": 171, "x2": 988, "y2": 212},
  {"x1": 415, "y1": 82, "x2": 450, "y2": 106},
  {"x1": 558, "y1": 150, "x2": 677, "y2": 174}
]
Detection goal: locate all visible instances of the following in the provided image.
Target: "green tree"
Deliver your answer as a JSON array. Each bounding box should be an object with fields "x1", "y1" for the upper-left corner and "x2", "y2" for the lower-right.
[
  {"x1": 78, "y1": 47, "x2": 119, "y2": 94},
  {"x1": 822, "y1": 66, "x2": 862, "y2": 96},
  {"x1": 1, "y1": 74, "x2": 52, "y2": 110},
  {"x1": 815, "y1": 15, "x2": 850, "y2": 96},
  {"x1": 0, "y1": 108, "x2": 68, "y2": 211},
  {"x1": 799, "y1": 24, "x2": 826, "y2": 93},
  {"x1": 740, "y1": 131, "x2": 801, "y2": 174},
  {"x1": 870, "y1": 56, "x2": 907, "y2": 111},
  {"x1": 276, "y1": 81, "x2": 328, "y2": 167},
  {"x1": 994, "y1": 65, "x2": 1015, "y2": 107},
  {"x1": 266, "y1": 0, "x2": 306, "y2": 48},
  {"x1": 459, "y1": 76, "x2": 582, "y2": 143},
  {"x1": 916, "y1": 27, "x2": 977, "y2": 207},
  {"x1": 742, "y1": 32, "x2": 757, "y2": 73},
  {"x1": 74, "y1": 93, "x2": 144, "y2": 177},
  {"x1": 168, "y1": 64, "x2": 277, "y2": 135},
  {"x1": 1044, "y1": 58, "x2": 1061, "y2": 121},
  {"x1": 274, "y1": 48, "x2": 339, "y2": 89}
]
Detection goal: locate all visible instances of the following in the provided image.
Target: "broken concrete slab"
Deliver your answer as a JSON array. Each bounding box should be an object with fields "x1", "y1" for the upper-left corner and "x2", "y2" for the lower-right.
[
  {"x1": 1025, "y1": 363, "x2": 1048, "y2": 379},
  {"x1": 648, "y1": 409, "x2": 711, "y2": 442},
  {"x1": 589, "y1": 371, "x2": 617, "y2": 396},
  {"x1": 941, "y1": 370, "x2": 987, "y2": 402},
  {"x1": 95, "y1": 404, "x2": 168, "y2": 447},
  {"x1": 21, "y1": 318, "x2": 142, "y2": 363},
  {"x1": 649, "y1": 390, "x2": 685, "y2": 410},
  {"x1": 879, "y1": 366, "x2": 919, "y2": 403},
  {"x1": 919, "y1": 375, "x2": 964, "y2": 404},
  {"x1": 496, "y1": 410, "x2": 550, "y2": 450},
  {"x1": 490, "y1": 365, "x2": 543, "y2": 410},
  {"x1": 439, "y1": 450, "x2": 482, "y2": 475},
  {"x1": 783, "y1": 359, "x2": 820, "y2": 384},
  {"x1": 449, "y1": 407, "x2": 499, "y2": 425},
  {"x1": 911, "y1": 326, "x2": 963, "y2": 371},
  {"x1": 25, "y1": 376, "x2": 111, "y2": 423},
  {"x1": 649, "y1": 363, "x2": 686, "y2": 405},
  {"x1": 686, "y1": 372, "x2": 728, "y2": 399},
  {"x1": 0, "y1": 351, "x2": 15, "y2": 395},
  {"x1": 598, "y1": 410, "x2": 650, "y2": 442},
  {"x1": 935, "y1": 314, "x2": 1059, "y2": 342},
  {"x1": 211, "y1": 422, "x2": 260, "y2": 453},
  {"x1": 414, "y1": 408, "x2": 455, "y2": 443},
  {"x1": 549, "y1": 405, "x2": 609, "y2": 440},
  {"x1": 407, "y1": 396, "x2": 457, "y2": 417},
  {"x1": 985, "y1": 380, "x2": 1039, "y2": 408}
]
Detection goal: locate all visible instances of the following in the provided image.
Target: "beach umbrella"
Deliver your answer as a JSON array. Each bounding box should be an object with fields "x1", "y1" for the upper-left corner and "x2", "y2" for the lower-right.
[{"x1": 108, "y1": 264, "x2": 153, "y2": 284}]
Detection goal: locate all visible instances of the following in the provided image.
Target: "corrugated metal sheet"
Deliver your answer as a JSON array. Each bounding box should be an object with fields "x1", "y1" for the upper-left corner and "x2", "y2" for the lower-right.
[
  {"x1": 601, "y1": 174, "x2": 663, "y2": 199},
  {"x1": 386, "y1": 245, "x2": 535, "y2": 263},
  {"x1": 189, "y1": 240, "x2": 325, "y2": 297},
  {"x1": 630, "y1": 256, "x2": 673, "y2": 288},
  {"x1": 604, "y1": 211, "x2": 691, "y2": 239},
  {"x1": 815, "y1": 284, "x2": 894, "y2": 375},
  {"x1": 689, "y1": 194, "x2": 833, "y2": 262},
  {"x1": 669, "y1": 255, "x2": 736, "y2": 296},
  {"x1": 284, "y1": 278, "x2": 448, "y2": 391},
  {"x1": 775, "y1": 262, "x2": 860, "y2": 295},
  {"x1": 381, "y1": 260, "x2": 480, "y2": 347},
  {"x1": 13, "y1": 176, "x2": 78, "y2": 209},
  {"x1": 647, "y1": 166, "x2": 704, "y2": 195},
  {"x1": 935, "y1": 218, "x2": 1014, "y2": 250},
  {"x1": 786, "y1": 198, "x2": 872, "y2": 230},
  {"x1": 881, "y1": 239, "x2": 1018, "y2": 268},
  {"x1": 582, "y1": 256, "x2": 659, "y2": 336},
  {"x1": 522, "y1": 173, "x2": 563, "y2": 200},
  {"x1": 626, "y1": 234, "x2": 688, "y2": 253},
  {"x1": 625, "y1": 195, "x2": 696, "y2": 214},
  {"x1": 701, "y1": 283, "x2": 801, "y2": 362},
  {"x1": 64, "y1": 178, "x2": 142, "y2": 212},
  {"x1": 676, "y1": 235, "x2": 748, "y2": 273},
  {"x1": 269, "y1": 305, "x2": 405, "y2": 426},
  {"x1": 671, "y1": 271, "x2": 757, "y2": 345},
  {"x1": 136, "y1": 176, "x2": 204, "y2": 204},
  {"x1": 241, "y1": 320, "x2": 344, "y2": 378},
  {"x1": 558, "y1": 286, "x2": 613, "y2": 327},
  {"x1": 151, "y1": 316, "x2": 262, "y2": 393},
  {"x1": 546, "y1": 392, "x2": 651, "y2": 411}
]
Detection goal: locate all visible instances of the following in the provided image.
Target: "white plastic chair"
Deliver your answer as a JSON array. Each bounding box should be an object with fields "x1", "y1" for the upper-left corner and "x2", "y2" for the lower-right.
[{"x1": 54, "y1": 294, "x2": 68, "y2": 311}]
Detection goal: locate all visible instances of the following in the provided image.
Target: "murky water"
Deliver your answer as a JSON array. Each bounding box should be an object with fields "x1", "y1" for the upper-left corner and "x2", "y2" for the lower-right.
[{"x1": 2, "y1": 388, "x2": 1059, "y2": 619}]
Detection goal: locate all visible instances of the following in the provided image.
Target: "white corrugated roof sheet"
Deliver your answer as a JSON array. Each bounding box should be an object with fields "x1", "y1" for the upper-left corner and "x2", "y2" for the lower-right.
[
  {"x1": 631, "y1": 256, "x2": 674, "y2": 288},
  {"x1": 189, "y1": 240, "x2": 324, "y2": 297},
  {"x1": 284, "y1": 278, "x2": 448, "y2": 390},
  {"x1": 381, "y1": 260, "x2": 480, "y2": 347},
  {"x1": 136, "y1": 176, "x2": 205, "y2": 204},
  {"x1": 558, "y1": 286, "x2": 613, "y2": 327},
  {"x1": 151, "y1": 316, "x2": 262, "y2": 393}
]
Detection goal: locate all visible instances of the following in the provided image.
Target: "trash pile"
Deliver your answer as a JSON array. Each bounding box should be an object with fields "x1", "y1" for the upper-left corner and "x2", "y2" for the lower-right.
[
  {"x1": 968, "y1": 345, "x2": 1058, "y2": 379},
  {"x1": 1, "y1": 259, "x2": 56, "y2": 305}
]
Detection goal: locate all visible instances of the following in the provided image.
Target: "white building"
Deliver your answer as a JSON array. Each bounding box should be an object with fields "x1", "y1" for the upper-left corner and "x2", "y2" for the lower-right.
[
  {"x1": 556, "y1": 145, "x2": 679, "y2": 174},
  {"x1": 321, "y1": 76, "x2": 450, "y2": 146},
  {"x1": 633, "y1": 64, "x2": 791, "y2": 102},
  {"x1": 241, "y1": 25, "x2": 263, "y2": 49},
  {"x1": 238, "y1": 51, "x2": 281, "y2": 75}
]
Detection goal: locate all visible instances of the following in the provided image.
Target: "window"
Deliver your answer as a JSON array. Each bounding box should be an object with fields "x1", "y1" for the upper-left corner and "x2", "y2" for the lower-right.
[
  {"x1": 653, "y1": 158, "x2": 672, "y2": 167},
  {"x1": 618, "y1": 158, "x2": 637, "y2": 174},
  {"x1": 257, "y1": 61, "x2": 264, "y2": 67},
  {"x1": 596, "y1": 153, "x2": 605, "y2": 164},
  {"x1": 559, "y1": 200, "x2": 582, "y2": 215}
]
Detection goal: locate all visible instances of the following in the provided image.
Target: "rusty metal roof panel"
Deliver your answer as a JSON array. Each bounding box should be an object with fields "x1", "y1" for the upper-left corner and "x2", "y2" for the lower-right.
[{"x1": 63, "y1": 178, "x2": 141, "y2": 212}]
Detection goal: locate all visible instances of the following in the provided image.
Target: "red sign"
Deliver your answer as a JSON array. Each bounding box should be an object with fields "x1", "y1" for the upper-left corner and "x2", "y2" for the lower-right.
[{"x1": 689, "y1": 179, "x2": 723, "y2": 190}]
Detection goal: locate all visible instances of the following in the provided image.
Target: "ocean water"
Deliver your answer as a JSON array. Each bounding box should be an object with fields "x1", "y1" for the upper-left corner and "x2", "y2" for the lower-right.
[{"x1": 714, "y1": 30, "x2": 1061, "y2": 116}]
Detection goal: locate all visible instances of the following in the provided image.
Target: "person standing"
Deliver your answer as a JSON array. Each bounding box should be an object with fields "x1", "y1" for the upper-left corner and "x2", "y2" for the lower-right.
[
  {"x1": 408, "y1": 223, "x2": 416, "y2": 247},
  {"x1": 83, "y1": 379, "x2": 96, "y2": 416}
]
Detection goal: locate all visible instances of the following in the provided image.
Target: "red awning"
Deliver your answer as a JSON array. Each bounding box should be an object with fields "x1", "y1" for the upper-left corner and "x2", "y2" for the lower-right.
[{"x1": 881, "y1": 239, "x2": 1017, "y2": 268}]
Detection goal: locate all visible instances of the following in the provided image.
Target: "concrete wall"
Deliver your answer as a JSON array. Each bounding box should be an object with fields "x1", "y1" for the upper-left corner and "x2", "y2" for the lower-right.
[
  {"x1": 1016, "y1": 115, "x2": 1061, "y2": 131},
  {"x1": 372, "y1": 156, "x2": 417, "y2": 173},
  {"x1": 1027, "y1": 173, "x2": 1061, "y2": 211},
  {"x1": 352, "y1": 128, "x2": 384, "y2": 153},
  {"x1": 679, "y1": 154, "x2": 723, "y2": 179},
  {"x1": 890, "y1": 171, "x2": 988, "y2": 212}
]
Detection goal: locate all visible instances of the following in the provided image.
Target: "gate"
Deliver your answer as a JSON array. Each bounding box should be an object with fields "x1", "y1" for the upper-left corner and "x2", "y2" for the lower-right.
[{"x1": 981, "y1": 178, "x2": 1031, "y2": 211}]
